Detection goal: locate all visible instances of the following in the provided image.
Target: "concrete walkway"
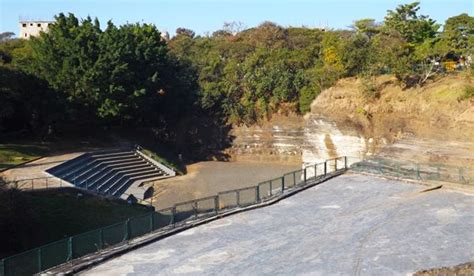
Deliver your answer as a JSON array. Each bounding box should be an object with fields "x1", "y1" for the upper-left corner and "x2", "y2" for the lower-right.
[{"x1": 83, "y1": 174, "x2": 474, "y2": 275}]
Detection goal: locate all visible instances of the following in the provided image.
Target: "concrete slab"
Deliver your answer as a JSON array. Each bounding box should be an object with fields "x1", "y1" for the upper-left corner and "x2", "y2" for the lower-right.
[{"x1": 82, "y1": 174, "x2": 474, "y2": 275}]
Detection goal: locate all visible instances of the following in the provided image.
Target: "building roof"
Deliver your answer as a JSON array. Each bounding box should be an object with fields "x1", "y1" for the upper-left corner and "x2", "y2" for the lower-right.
[{"x1": 19, "y1": 20, "x2": 54, "y2": 24}]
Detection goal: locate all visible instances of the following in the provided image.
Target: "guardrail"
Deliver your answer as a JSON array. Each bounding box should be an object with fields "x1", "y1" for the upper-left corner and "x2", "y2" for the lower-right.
[
  {"x1": 0, "y1": 156, "x2": 349, "y2": 276},
  {"x1": 0, "y1": 176, "x2": 155, "y2": 206},
  {"x1": 350, "y1": 157, "x2": 474, "y2": 186}
]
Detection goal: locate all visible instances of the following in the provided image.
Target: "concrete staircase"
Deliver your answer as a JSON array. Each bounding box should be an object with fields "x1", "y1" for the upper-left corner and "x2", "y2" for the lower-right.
[{"x1": 46, "y1": 146, "x2": 175, "y2": 201}]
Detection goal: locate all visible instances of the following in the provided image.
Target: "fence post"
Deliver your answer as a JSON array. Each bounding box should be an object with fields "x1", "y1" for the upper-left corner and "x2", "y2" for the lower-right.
[
  {"x1": 344, "y1": 156, "x2": 348, "y2": 170},
  {"x1": 67, "y1": 237, "x2": 73, "y2": 261},
  {"x1": 99, "y1": 229, "x2": 104, "y2": 249},
  {"x1": 255, "y1": 186, "x2": 260, "y2": 203},
  {"x1": 150, "y1": 212, "x2": 154, "y2": 231},
  {"x1": 293, "y1": 171, "x2": 296, "y2": 186},
  {"x1": 281, "y1": 176, "x2": 285, "y2": 192},
  {"x1": 37, "y1": 248, "x2": 42, "y2": 272},
  {"x1": 194, "y1": 201, "x2": 198, "y2": 218},
  {"x1": 124, "y1": 219, "x2": 130, "y2": 240},
  {"x1": 324, "y1": 161, "x2": 327, "y2": 175},
  {"x1": 214, "y1": 196, "x2": 219, "y2": 214},
  {"x1": 171, "y1": 207, "x2": 176, "y2": 226},
  {"x1": 304, "y1": 168, "x2": 307, "y2": 183}
]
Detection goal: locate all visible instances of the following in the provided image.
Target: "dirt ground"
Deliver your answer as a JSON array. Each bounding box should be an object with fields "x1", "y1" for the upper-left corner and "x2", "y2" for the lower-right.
[
  {"x1": 415, "y1": 261, "x2": 474, "y2": 276},
  {"x1": 149, "y1": 160, "x2": 300, "y2": 209}
]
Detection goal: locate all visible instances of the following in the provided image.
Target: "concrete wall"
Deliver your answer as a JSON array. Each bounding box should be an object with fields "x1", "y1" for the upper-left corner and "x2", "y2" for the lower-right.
[{"x1": 19, "y1": 21, "x2": 52, "y2": 39}]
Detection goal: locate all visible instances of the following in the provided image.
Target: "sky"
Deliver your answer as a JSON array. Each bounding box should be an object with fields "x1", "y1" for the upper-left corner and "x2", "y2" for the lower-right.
[{"x1": 1, "y1": 0, "x2": 473, "y2": 37}]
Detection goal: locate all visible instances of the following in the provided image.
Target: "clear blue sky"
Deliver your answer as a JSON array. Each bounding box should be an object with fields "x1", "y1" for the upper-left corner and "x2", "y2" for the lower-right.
[{"x1": 1, "y1": 0, "x2": 472, "y2": 37}]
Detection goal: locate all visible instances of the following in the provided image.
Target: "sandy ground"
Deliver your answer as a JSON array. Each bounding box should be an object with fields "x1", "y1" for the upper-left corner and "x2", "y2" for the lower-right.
[
  {"x1": 150, "y1": 161, "x2": 300, "y2": 209},
  {"x1": 83, "y1": 174, "x2": 474, "y2": 276}
]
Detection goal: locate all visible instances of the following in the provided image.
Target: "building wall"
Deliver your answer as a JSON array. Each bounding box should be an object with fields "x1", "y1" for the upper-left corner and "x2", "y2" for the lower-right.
[{"x1": 19, "y1": 21, "x2": 53, "y2": 39}]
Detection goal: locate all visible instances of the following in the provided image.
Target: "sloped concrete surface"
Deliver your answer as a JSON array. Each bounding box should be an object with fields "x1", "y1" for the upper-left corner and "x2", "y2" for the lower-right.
[{"x1": 83, "y1": 174, "x2": 474, "y2": 275}]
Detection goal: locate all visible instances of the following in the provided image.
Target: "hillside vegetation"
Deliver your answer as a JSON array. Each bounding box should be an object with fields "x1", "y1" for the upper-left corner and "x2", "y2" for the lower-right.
[{"x1": 0, "y1": 2, "x2": 472, "y2": 158}]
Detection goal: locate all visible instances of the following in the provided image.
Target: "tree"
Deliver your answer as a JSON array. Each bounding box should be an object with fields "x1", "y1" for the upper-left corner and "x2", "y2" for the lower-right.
[
  {"x1": 442, "y1": 13, "x2": 474, "y2": 55},
  {"x1": 352, "y1": 19, "x2": 380, "y2": 39},
  {"x1": 176, "y1": 27, "x2": 195, "y2": 38},
  {"x1": 0, "y1": 32, "x2": 15, "y2": 42},
  {"x1": 384, "y1": 2, "x2": 439, "y2": 45}
]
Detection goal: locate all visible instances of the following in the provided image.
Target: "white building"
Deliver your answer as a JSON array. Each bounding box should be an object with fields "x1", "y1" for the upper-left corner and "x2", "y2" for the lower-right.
[{"x1": 19, "y1": 20, "x2": 54, "y2": 39}]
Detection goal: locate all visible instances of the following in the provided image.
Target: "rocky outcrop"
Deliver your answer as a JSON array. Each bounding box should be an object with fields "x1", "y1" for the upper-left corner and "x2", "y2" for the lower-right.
[{"x1": 228, "y1": 75, "x2": 474, "y2": 174}]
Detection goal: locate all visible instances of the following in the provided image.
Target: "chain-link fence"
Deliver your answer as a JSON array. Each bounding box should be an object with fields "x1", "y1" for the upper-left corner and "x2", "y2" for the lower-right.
[
  {"x1": 350, "y1": 157, "x2": 474, "y2": 186},
  {"x1": 0, "y1": 157, "x2": 348, "y2": 276}
]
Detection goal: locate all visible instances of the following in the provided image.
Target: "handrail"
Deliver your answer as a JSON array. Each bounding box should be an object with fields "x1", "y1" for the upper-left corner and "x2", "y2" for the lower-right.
[
  {"x1": 1, "y1": 157, "x2": 349, "y2": 276},
  {"x1": 133, "y1": 144, "x2": 176, "y2": 177}
]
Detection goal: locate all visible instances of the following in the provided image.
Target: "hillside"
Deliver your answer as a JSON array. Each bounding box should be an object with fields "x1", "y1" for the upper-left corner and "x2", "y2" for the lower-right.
[{"x1": 306, "y1": 74, "x2": 474, "y2": 170}]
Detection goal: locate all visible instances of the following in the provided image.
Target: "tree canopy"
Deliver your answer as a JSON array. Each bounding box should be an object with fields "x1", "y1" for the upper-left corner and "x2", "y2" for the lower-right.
[{"x1": 0, "y1": 3, "x2": 472, "y2": 147}]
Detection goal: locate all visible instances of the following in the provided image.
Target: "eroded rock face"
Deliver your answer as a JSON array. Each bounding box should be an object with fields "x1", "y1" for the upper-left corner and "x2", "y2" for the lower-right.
[
  {"x1": 302, "y1": 116, "x2": 371, "y2": 166},
  {"x1": 227, "y1": 116, "x2": 305, "y2": 163},
  {"x1": 227, "y1": 115, "x2": 374, "y2": 166}
]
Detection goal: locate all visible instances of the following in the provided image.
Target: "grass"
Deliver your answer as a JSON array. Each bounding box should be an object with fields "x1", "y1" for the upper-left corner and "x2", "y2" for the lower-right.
[
  {"x1": 141, "y1": 147, "x2": 186, "y2": 175},
  {"x1": 0, "y1": 144, "x2": 52, "y2": 170},
  {"x1": 458, "y1": 85, "x2": 474, "y2": 101},
  {"x1": 0, "y1": 188, "x2": 150, "y2": 259}
]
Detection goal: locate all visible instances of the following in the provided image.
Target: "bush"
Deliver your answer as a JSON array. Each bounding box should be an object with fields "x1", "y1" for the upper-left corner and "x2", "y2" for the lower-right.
[{"x1": 458, "y1": 85, "x2": 474, "y2": 101}]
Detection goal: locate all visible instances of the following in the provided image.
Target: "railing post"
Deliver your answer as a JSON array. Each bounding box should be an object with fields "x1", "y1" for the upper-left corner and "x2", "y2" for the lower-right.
[
  {"x1": 124, "y1": 219, "x2": 130, "y2": 240},
  {"x1": 171, "y1": 207, "x2": 176, "y2": 226},
  {"x1": 344, "y1": 156, "x2": 348, "y2": 170},
  {"x1": 304, "y1": 168, "x2": 307, "y2": 183},
  {"x1": 67, "y1": 237, "x2": 73, "y2": 261},
  {"x1": 150, "y1": 212, "x2": 154, "y2": 231},
  {"x1": 194, "y1": 201, "x2": 198, "y2": 218},
  {"x1": 269, "y1": 180, "x2": 273, "y2": 196},
  {"x1": 99, "y1": 229, "x2": 104, "y2": 249},
  {"x1": 324, "y1": 161, "x2": 327, "y2": 175},
  {"x1": 214, "y1": 196, "x2": 219, "y2": 214},
  {"x1": 281, "y1": 176, "x2": 285, "y2": 192},
  {"x1": 334, "y1": 159, "x2": 337, "y2": 171},
  {"x1": 314, "y1": 164, "x2": 318, "y2": 178},
  {"x1": 255, "y1": 186, "x2": 260, "y2": 203},
  {"x1": 37, "y1": 248, "x2": 42, "y2": 272},
  {"x1": 293, "y1": 171, "x2": 296, "y2": 186}
]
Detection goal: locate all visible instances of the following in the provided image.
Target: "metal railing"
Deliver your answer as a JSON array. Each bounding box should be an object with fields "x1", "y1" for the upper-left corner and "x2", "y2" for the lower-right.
[
  {"x1": 0, "y1": 176, "x2": 155, "y2": 206},
  {"x1": 0, "y1": 157, "x2": 348, "y2": 276},
  {"x1": 349, "y1": 157, "x2": 474, "y2": 186}
]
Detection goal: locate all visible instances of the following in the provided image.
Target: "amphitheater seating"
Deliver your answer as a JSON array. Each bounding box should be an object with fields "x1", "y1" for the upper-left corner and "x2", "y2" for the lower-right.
[{"x1": 46, "y1": 147, "x2": 175, "y2": 201}]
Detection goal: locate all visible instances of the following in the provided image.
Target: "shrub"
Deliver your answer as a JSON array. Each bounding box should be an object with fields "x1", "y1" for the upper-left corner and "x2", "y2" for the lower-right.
[{"x1": 458, "y1": 85, "x2": 474, "y2": 101}]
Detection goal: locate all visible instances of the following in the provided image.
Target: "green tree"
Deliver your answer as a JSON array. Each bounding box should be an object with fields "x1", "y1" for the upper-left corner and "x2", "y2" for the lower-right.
[{"x1": 442, "y1": 13, "x2": 474, "y2": 55}]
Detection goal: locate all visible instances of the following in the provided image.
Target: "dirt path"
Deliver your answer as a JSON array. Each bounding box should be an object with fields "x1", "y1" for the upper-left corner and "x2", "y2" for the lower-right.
[{"x1": 150, "y1": 161, "x2": 300, "y2": 209}]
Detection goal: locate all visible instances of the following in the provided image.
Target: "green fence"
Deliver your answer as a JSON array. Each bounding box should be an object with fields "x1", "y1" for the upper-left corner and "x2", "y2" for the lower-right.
[
  {"x1": 350, "y1": 157, "x2": 474, "y2": 186},
  {"x1": 0, "y1": 157, "x2": 348, "y2": 276}
]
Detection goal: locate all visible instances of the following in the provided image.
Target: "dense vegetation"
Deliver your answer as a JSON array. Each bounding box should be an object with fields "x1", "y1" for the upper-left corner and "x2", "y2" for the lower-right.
[
  {"x1": 0, "y1": 187, "x2": 149, "y2": 258},
  {"x1": 0, "y1": 2, "x2": 472, "y2": 154}
]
